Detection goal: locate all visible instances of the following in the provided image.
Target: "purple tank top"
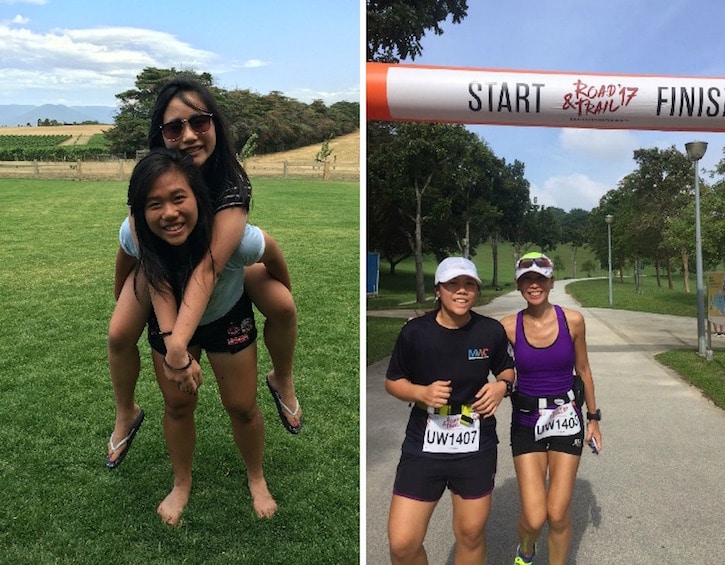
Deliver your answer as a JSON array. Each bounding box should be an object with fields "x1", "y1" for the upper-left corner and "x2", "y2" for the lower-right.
[{"x1": 514, "y1": 305, "x2": 575, "y2": 426}]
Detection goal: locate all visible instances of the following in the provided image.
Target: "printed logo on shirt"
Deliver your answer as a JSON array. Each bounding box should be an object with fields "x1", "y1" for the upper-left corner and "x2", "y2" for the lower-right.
[{"x1": 468, "y1": 347, "x2": 490, "y2": 360}]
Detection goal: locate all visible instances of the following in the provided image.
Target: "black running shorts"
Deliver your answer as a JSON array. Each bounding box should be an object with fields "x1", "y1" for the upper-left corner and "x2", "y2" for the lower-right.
[
  {"x1": 393, "y1": 447, "x2": 497, "y2": 501},
  {"x1": 510, "y1": 419, "x2": 584, "y2": 457}
]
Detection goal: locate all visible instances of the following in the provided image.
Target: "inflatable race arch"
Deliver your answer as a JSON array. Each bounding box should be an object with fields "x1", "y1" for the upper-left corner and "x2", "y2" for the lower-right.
[{"x1": 367, "y1": 62, "x2": 725, "y2": 132}]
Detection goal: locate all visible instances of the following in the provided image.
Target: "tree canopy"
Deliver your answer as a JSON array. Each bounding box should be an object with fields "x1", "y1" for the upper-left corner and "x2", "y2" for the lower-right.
[
  {"x1": 104, "y1": 68, "x2": 359, "y2": 157},
  {"x1": 367, "y1": 0, "x2": 469, "y2": 62}
]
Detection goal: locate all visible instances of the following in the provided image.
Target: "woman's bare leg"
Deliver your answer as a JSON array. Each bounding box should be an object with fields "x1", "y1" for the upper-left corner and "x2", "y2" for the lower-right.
[
  {"x1": 107, "y1": 272, "x2": 149, "y2": 464},
  {"x1": 153, "y1": 349, "x2": 199, "y2": 525},
  {"x1": 209, "y1": 343, "x2": 277, "y2": 518},
  {"x1": 245, "y1": 264, "x2": 300, "y2": 429}
]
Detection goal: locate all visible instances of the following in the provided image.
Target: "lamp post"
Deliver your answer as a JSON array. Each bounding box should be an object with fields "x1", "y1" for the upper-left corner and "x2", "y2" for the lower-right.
[
  {"x1": 605, "y1": 214, "x2": 614, "y2": 306},
  {"x1": 685, "y1": 141, "x2": 708, "y2": 357}
]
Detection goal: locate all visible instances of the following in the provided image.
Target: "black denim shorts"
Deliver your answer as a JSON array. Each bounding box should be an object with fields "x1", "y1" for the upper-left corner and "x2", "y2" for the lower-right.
[{"x1": 147, "y1": 292, "x2": 257, "y2": 355}]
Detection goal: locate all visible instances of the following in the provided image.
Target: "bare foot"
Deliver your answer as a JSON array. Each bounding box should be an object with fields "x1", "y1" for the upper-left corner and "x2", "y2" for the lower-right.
[
  {"x1": 107, "y1": 405, "x2": 143, "y2": 465},
  {"x1": 157, "y1": 483, "x2": 191, "y2": 526},
  {"x1": 248, "y1": 476, "x2": 277, "y2": 519},
  {"x1": 267, "y1": 371, "x2": 302, "y2": 429}
]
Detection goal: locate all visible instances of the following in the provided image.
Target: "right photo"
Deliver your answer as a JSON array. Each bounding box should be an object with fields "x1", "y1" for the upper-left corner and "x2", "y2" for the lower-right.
[{"x1": 365, "y1": 2, "x2": 725, "y2": 564}]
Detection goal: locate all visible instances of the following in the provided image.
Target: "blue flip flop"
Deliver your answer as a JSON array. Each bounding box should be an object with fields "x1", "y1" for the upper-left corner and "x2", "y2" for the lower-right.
[
  {"x1": 105, "y1": 408, "x2": 145, "y2": 469},
  {"x1": 266, "y1": 376, "x2": 302, "y2": 435}
]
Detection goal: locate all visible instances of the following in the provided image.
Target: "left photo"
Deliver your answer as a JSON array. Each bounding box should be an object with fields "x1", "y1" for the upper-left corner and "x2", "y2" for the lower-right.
[{"x1": 0, "y1": 2, "x2": 360, "y2": 563}]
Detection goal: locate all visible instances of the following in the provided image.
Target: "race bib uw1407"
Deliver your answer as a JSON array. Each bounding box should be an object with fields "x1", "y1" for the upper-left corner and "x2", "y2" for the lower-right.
[{"x1": 423, "y1": 413, "x2": 480, "y2": 454}]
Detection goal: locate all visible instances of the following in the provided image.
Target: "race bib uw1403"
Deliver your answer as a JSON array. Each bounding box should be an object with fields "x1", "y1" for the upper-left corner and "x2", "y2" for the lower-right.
[{"x1": 534, "y1": 402, "x2": 581, "y2": 442}]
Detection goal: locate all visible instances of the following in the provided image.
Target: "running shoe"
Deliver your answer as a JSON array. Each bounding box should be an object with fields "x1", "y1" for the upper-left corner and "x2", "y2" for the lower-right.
[{"x1": 514, "y1": 544, "x2": 535, "y2": 564}]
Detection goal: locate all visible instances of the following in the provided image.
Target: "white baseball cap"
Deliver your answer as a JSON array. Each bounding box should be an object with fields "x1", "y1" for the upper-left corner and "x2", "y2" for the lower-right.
[
  {"x1": 435, "y1": 257, "x2": 482, "y2": 286},
  {"x1": 515, "y1": 253, "x2": 554, "y2": 280}
]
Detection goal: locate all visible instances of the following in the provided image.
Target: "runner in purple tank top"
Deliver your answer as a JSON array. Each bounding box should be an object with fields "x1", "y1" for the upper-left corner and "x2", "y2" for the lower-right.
[{"x1": 500, "y1": 253, "x2": 602, "y2": 565}]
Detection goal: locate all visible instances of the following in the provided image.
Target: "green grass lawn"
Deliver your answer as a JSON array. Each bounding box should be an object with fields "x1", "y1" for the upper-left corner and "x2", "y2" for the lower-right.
[
  {"x1": 656, "y1": 349, "x2": 725, "y2": 409},
  {"x1": 565, "y1": 276, "x2": 697, "y2": 316},
  {"x1": 0, "y1": 177, "x2": 359, "y2": 564}
]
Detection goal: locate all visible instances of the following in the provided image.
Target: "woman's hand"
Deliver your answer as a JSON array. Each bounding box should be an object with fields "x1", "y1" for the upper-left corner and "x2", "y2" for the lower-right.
[
  {"x1": 163, "y1": 350, "x2": 203, "y2": 395},
  {"x1": 585, "y1": 420, "x2": 602, "y2": 453},
  {"x1": 420, "y1": 380, "x2": 452, "y2": 408},
  {"x1": 471, "y1": 380, "x2": 507, "y2": 418}
]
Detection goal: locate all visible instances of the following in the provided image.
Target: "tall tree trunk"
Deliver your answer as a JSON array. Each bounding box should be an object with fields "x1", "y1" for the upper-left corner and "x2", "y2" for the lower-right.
[
  {"x1": 413, "y1": 174, "x2": 433, "y2": 304},
  {"x1": 654, "y1": 259, "x2": 661, "y2": 287},
  {"x1": 490, "y1": 235, "x2": 499, "y2": 288},
  {"x1": 414, "y1": 185, "x2": 425, "y2": 303},
  {"x1": 682, "y1": 248, "x2": 690, "y2": 293},
  {"x1": 463, "y1": 220, "x2": 470, "y2": 259},
  {"x1": 634, "y1": 256, "x2": 641, "y2": 294},
  {"x1": 666, "y1": 257, "x2": 673, "y2": 290}
]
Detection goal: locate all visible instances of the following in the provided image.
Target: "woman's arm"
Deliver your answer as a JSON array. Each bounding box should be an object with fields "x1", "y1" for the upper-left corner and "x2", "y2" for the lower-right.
[
  {"x1": 566, "y1": 308, "x2": 602, "y2": 449},
  {"x1": 163, "y1": 206, "x2": 248, "y2": 367},
  {"x1": 385, "y1": 377, "x2": 452, "y2": 408}
]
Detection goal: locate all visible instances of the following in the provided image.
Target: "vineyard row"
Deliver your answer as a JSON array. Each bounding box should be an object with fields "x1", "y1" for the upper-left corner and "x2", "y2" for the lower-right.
[{"x1": 0, "y1": 134, "x2": 111, "y2": 161}]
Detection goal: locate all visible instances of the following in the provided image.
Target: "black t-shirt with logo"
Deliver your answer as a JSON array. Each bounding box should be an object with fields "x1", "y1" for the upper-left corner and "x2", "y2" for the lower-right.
[{"x1": 386, "y1": 310, "x2": 515, "y2": 458}]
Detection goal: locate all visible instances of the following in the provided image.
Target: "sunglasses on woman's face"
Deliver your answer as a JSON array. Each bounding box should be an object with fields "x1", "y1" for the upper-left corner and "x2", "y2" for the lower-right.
[
  {"x1": 159, "y1": 113, "x2": 214, "y2": 142},
  {"x1": 517, "y1": 256, "x2": 552, "y2": 269}
]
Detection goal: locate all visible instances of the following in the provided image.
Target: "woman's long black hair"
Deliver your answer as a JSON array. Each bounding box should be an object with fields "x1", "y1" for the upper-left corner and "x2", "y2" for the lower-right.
[
  {"x1": 148, "y1": 76, "x2": 252, "y2": 211},
  {"x1": 127, "y1": 148, "x2": 214, "y2": 304}
]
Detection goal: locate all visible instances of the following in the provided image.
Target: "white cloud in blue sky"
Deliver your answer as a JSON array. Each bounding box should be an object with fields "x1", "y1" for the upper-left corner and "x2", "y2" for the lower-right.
[
  {"x1": 0, "y1": 0, "x2": 360, "y2": 107},
  {"x1": 408, "y1": 0, "x2": 725, "y2": 211}
]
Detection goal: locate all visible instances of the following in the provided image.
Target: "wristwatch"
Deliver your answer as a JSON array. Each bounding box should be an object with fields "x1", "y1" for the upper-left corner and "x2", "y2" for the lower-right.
[
  {"x1": 586, "y1": 409, "x2": 601, "y2": 421},
  {"x1": 499, "y1": 380, "x2": 514, "y2": 397}
]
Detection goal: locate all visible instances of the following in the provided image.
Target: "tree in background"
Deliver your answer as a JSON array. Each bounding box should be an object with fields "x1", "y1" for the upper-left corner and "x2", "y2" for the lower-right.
[
  {"x1": 104, "y1": 68, "x2": 359, "y2": 157},
  {"x1": 560, "y1": 208, "x2": 589, "y2": 278},
  {"x1": 488, "y1": 159, "x2": 531, "y2": 287},
  {"x1": 367, "y1": 122, "x2": 491, "y2": 302},
  {"x1": 368, "y1": 122, "x2": 411, "y2": 274},
  {"x1": 367, "y1": 0, "x2": 469, "y2": 62}
]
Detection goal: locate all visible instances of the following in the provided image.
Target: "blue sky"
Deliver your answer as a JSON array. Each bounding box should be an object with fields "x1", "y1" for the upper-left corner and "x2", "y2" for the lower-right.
[
  {"x1": 405, "y1": 0, "x2": 725, "y2": 211},
  {"x1": 0, "y1": 0, "x2": 360, "y2": 107}
]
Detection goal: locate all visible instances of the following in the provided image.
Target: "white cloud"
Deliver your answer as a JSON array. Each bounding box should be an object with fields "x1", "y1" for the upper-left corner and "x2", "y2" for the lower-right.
[
  {"x1": 288, "y1": 85, "x2": 360, "y2": 104},
  {"x1": 242, "y1": 59, "x2": 268, "y2": 68},
  {"x1": 559, "y1": 128, "x2": 639, "y2": 162},
  {"x1": 0, "y1": 24, "x2": 217, "y2": 104},
  {"x1": 532, "y1": 173, "x2": 611, "y2": 212}
]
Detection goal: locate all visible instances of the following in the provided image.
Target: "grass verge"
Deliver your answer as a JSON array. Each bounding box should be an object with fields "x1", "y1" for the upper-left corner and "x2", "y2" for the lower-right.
[
  {"x1": 565, "y1": 276, "x2": 697, "y2": 317},
  {"x1": 655, "y1": 350, "x2": 725, "y2": 409}
]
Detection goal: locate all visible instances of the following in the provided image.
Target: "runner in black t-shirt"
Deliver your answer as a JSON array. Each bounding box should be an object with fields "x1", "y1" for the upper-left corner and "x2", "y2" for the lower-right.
[{"x1": 385, "y1": 257, "x2": 515, "y2": 565}]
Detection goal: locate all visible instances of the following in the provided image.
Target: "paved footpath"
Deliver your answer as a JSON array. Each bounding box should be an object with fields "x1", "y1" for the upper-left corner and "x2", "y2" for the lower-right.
[{"x1": 366, "y1": 281, "x2": 725, "y2": 564}]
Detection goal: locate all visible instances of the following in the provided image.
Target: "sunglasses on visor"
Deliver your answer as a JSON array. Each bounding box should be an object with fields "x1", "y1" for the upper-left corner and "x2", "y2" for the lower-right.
[
  {"x1": 159, "y1": 113, "x2": 214, "y2": 142},
  {"x1": 516, "y1": 256, "x2": 552, "y2": 269}
]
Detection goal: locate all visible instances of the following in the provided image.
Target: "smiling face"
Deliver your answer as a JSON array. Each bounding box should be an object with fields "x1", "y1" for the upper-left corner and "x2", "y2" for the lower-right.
[
  {"x1": 161, "y1": 92, "x2": 217, "y2": 168},
  {"x1": 436, "y1": 275, "x2": 479, "y2": 322},
  {"x1": 144, "y1": 169, "x2": 199, "y2": 246},
  {"x1": 516, "y1": 271, "x2": 554, "y2": 305}
]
